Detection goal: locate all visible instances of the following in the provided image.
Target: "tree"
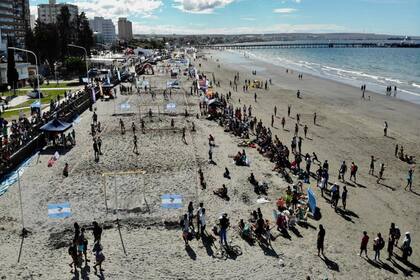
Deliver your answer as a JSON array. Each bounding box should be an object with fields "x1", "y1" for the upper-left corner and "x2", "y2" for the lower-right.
[
  {"x1": 33, "y1": 20, "x2": 60, "y2": 71},
  {"x1": 56, "y1": 6, "x2": 71, "y2": 58},
  {"x1": 76, "y1": 12, "x2": 94, "y2": 56},
  {"x1": 6, "y1": 38, "x2": 19, "y2": 94}
]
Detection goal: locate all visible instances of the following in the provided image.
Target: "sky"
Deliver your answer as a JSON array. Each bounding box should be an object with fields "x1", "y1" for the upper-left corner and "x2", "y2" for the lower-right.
[{"x1": 30, "y1": 0, "x2": 420, "y2": 35}]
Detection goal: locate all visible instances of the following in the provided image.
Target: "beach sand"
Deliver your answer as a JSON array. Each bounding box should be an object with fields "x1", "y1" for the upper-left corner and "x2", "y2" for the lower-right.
[{"x1": 0, "y1": 50, "x2": 419, "y2": 279}]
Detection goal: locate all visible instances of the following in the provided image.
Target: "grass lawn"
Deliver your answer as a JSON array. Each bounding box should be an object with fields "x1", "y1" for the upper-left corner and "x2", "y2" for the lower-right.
[{"x1": 1, "y1": 89, "x2": 67, "y2": 120}]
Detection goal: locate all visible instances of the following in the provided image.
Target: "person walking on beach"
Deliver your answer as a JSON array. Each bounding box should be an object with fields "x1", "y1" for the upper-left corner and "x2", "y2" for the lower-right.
[
  {"x1": 288, "y1": 105, "x2": 291, "y2": 117},
  {"x1": 274, "y1": 106, "x2": 277, "y2": 117},
  {"x1": 92, "y1": 242, "x2": 105, "y2": 274},
  {"x1": 313, "y1": 112, "x2": 317, "y2": 125},
  {"x1": 294, "y1": 123, "x2": 299, "y2": 136},
  {"x1": 401, "y1": 232, "x2": 412, "y2": 261},
  {"x1": 317, "y1": 225, "x2": 326, "y2": 257},
  {"x1": 271, "y1": 115, "x2": 274, "y2": 127},
  {"x1": 131, "y1": 122, "x2": 136, "y2": 134},
  {"x1": 342, "y1": 186, "x2": 348, "y2": 210},
  {"x1": 377, "y1": 163, "x2": 385, "y2": 183},
  {"x1": 219, "y1": 213, "x2": 230, "y2": 247},
  {"x1": 373, "y1": 233, "x2": 385, "y2": 261},
  {"x1": 369, "y1": 156, "x2": 376, "y2": 175},
  {"x1": 405, "y1": 168, "x2": 414, "y2": 191},
  {"x1": 297, "y1": 90, "x2": 301, "y2": 99},
  {"x1": 133, "y1": 134, "x2": 138, "y2": 154},
  {"x1": 281, "y1": 117, "x2": 286, "y2": 130},
  {"x1": 350, "y1": 162, "x2": 358, "y2": 182},
  {"x1": 360, "y1": 231, "x2": 369, "y2": 257},
  {"x1": 384, "y1": 121, "x2": 388, "y2": 137},
  {"x1": 254, "y1": 92, "x2": 257, "y2": 102},
  {"x1": 304, "y1": 125, "x2": 308, "y2": 138}
]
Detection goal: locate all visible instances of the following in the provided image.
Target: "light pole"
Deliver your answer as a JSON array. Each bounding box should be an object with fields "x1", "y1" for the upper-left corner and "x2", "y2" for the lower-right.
[
  {"x1": 68, "y1": 44, "x2": 89, "y2": 84},
  {"x1": 8, "y1": 47, "x2": 40, "y2": 104}
]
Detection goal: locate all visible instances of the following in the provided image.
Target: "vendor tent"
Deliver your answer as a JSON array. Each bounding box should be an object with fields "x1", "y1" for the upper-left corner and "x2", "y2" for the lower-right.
[{"x1": 40, "y1": 119, "x2": 72, "y2": 133}]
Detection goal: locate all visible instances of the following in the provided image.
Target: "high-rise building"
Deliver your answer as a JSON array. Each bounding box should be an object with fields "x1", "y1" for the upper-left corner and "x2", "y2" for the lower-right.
[
  {"x1": 37, "y1": 1, "x2": 78, "y2": 24},
  {"x1": 0, "y1": 0, "x2": 30, "y2": 49},
  {"x1": 89, "y1": 17, "x2": 116, "y2": 44},
  {"x1": 118, "y1": 17, "x2": 132, "y2": 42}
]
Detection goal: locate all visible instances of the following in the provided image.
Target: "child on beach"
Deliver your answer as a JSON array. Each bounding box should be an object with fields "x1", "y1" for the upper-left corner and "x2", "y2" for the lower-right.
[{"x1": 92, "y1": 242, "x2": 105, "y2": 274}]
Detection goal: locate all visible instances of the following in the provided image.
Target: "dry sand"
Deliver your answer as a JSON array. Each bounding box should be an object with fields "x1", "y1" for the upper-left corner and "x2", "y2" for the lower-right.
[{"x1": 0, "y1": 50, "x2": 419, "y2": 280}]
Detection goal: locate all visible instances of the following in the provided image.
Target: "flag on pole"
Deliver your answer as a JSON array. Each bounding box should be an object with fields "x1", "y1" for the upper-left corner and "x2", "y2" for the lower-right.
[
  {"x1": 161, "y1": 194, "x2": 182, "y2": 209},
  {"x1": 48, "y1": 202, "x2": 71, "y2": 218}
]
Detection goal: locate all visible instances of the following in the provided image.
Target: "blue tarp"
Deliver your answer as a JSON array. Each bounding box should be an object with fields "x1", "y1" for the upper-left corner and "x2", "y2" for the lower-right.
[
  {"x1": 307, "y1": 188, "x2": 317, "y2": 215},
  {"x1": 0, "y1": 152, "x2": 38, "y2": 196},
  {"x1": 40, "y1": 119, "x2": 72, "y2": 133}
]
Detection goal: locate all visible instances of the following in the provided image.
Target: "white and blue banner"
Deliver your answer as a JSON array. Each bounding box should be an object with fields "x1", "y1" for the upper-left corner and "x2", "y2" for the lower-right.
[
  {"x1": 119, "y1": 102, "x2": 131, "y2": 111},
  {"x1": 48, "y1": 202, "x2": 71, "y2": 218},
  {"x1": 117, "y1": 69, "x2": 121, "y2": 81},
  {"x1": 161, "y1": 194, "x2": 182, "y2": 209},
  {"x1": 307, "y1": 188, "x2": 317, "y2": 215},
  {"x1": 165, "y1": 103, "x2": 176, "y2": 112},
  {"x1": 0, "y1": 152, "x2": 38, "y2": 196}
]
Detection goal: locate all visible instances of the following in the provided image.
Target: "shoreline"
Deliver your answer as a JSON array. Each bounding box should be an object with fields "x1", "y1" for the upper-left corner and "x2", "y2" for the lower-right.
[{"x1": 213, "y1": 49, "x2": 420, "y2": 106}]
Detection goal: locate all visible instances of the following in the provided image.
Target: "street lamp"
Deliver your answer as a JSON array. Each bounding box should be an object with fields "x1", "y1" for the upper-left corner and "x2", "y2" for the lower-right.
[
  {"x1": 8, "y1": 47, "x2": 40, "y2": 104},
  {"x1": 68, "y1": 44, "x2": 89, "y2": 84}
]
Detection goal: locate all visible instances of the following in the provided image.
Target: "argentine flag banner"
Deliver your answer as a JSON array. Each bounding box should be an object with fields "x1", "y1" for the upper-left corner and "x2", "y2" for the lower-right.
[
  {"x1": 48, "y1": 202, "x2": 71, "y2": 219},
  {"x1": 161, "y1": 194, "x2": 182, "y2": 209}
]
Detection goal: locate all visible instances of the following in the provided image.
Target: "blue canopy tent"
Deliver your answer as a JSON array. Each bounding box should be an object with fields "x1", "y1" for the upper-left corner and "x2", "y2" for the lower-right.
[
  {"x1": 40, "y1": 119, "x2": 73, "y2": 148},
  {"x1": 40, "y1": 119, "x2": 72, "y2": 133}
]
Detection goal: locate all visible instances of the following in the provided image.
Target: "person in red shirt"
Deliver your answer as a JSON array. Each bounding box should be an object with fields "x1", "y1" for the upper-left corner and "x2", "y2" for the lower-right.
[{"x1": 360, "y1": 231, "x2": 369, "y2": 257}]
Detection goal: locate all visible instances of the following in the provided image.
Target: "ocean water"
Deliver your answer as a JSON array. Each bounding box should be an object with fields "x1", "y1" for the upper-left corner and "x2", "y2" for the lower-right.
[{"x1": 231, "y1": 47, "x2": 420, "y2": 104}]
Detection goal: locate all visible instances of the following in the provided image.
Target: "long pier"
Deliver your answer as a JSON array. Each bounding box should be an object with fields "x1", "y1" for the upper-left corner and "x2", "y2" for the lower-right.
[{"x1": 199, "y1": 42, "x2": 420, "y2": 49}]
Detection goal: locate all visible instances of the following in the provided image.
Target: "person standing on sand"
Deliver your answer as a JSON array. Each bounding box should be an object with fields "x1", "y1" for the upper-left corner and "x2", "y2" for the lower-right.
[
  {"x1": 63, "y1": 162, "x2": 69, "y2": 177},
  {"x1": 93, "y1": 139, "x2": 99, "y2": 161},
  {"x1": 384, "y1": 121, "x2": 388, "y2": 137},
  {"x1": 401, "y1": 232, "x2": 412, "y2": 261},
  {"x1": 182, "y1": 127, "x2": 186, "y2": 143},
  {"x1": 119, "y1": 119, "x2": 125, "y2": 134},
  {"x1": 342, "y1": 186, "x2": 348, "y2": 210},
  {"x1": 288, "y1": 105, "x2": 291, "y2": 117},
  {"x1": 387, "y1": 235, "x2": 394, "y2": 260},
  {"x1": 350, "y1": 162, "x2": 358, "y2": 182},
  {"x1": 274, "y1": 106, "x2": 277, "y2": 116},
  {"x1": 360, "y1": 231, "x2": 369, "y2": 257},
  {"x1": 339, "y1": 161, "x2": 347, "y2": 182},
  {"x1": 317, "y1": 225, "x2": 326, "y2": 256},
  {"x1": 395, "y1": 144, "x2": 399, "y2": 157},
  {"x1": 271, "y1": 115, "x2": 274, "y2": 127},
  {"x1": 294, "y1": 123, "x2": 299, "y2": 136},
  {"x1": 297, "y1": 90, "x2": 301, "y2": 99},
  {"x1": 313, "y1": 112, "x2": 317, "y2": 125},
  {"x1": 405, "y1": 168, "x2": 414, "y2": 191},
  {"x1": 92, "y1": 221, "x2": 103, "y2": 243},
  {"x1": 377, "y1": 163, "x2": 385, "y2": 183},
  {"x1": 254, "y1": 92, "x2": 257, "y2": 102},
  {"x1": 281, "y1": 117, "x2": 286, "y2": 130},
  {"x1": 369, "y1": 156, "x2": 376, "y2": 175},
  {"x1": 304, "y1": 125, "x2": 308, "y2": 138},
  {"x1": 133, "y1": 134, "x2": 138, "y2": 154},
  {"x1": 219, "y1": 213, "x2": 230, "y2": 247},
  {"x1": 373, "y1": 233, "x2": 385, "y2": 261}
]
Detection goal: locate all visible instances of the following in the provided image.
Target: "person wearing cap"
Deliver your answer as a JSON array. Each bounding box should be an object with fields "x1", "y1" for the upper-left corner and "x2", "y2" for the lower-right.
[{"x1": 402, "y1": 232, "x2": 412, "y2": 261}]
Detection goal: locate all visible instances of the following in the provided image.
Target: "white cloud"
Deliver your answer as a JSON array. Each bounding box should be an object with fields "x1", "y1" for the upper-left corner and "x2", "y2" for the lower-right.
[
  {"x1": 273, "y1": 8, "x2": 297, "y2": 14},
  {"x1": 132, "y1": 22, "x2": 346, "y2": 35},
  {"x1": 75, "y1": 0, "x2": 162, "y2": 20},
  {"x1": 173, "y1": 0, "x2": 236, "y2": 14}
]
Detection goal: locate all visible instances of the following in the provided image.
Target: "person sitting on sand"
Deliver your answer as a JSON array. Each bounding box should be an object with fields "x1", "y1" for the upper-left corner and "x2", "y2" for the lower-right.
[
  {"x1": 223, "y1": 167, "x2": 230, "y2": 179},
  {"x1": 213, "y1": 184, "x2": 229, "y2": 200}
]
